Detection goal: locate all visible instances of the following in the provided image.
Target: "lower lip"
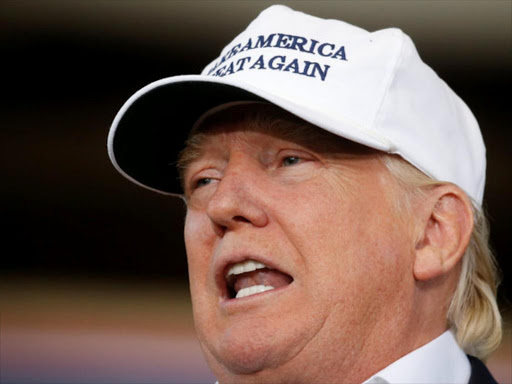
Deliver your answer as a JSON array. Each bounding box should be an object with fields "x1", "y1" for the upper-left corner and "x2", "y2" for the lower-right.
[{"x1": 220, "y1": 282, "x2": 294, "y2": 312}]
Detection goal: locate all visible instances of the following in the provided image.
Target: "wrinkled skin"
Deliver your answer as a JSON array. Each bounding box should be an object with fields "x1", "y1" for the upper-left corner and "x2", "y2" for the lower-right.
[{"x1": 182, "y1": 106, "x2": 449, "y2": 383}]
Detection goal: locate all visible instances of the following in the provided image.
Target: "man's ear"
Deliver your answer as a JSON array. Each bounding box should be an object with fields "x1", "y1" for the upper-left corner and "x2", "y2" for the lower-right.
[{"x1": 413, "y1": 185, "x2": 474, "y2": 281}]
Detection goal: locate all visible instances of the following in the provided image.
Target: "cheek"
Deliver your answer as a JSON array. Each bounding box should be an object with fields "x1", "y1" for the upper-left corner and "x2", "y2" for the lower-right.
[
  {"x1": 275, "y1": 173, "x2": 412, "y2": 294},
  {"x1": 184, "y1": 211, "x2": 214, "y2": 293},
  {"x1": 184, "y1": 210, "x2": 223, "y2": 342},
  {"x1": 184, "y1": 209, "x2": 214, "y2": 255},
  {"x1": 332, "y1": 204, "x2": 415, "y2": 314}
]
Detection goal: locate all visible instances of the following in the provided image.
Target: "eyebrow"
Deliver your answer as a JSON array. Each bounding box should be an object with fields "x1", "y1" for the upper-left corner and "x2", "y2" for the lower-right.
[{"x1": 176, "y1": 107, "x2": 375, "y2": 190}]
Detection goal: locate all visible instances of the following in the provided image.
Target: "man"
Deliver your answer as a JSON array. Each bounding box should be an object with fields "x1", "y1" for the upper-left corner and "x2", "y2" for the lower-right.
[{"x1": 107, "y1": 5, "x2": 501, "y2": 383}]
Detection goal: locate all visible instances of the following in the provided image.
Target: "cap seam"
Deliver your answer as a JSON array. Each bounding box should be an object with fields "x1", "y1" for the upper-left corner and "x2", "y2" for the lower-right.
[{"x1": 371, "y1": 30, "x2": 405, "y2": 151}]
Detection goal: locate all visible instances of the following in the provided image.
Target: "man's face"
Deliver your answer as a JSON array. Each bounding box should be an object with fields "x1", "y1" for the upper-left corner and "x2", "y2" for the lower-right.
[{"x1": 182, "y1": 106, "x2": 418, "y2": 382}]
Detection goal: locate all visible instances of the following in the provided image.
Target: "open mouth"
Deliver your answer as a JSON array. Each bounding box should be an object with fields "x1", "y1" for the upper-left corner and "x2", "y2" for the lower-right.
[{"x1": 225, "y1": 259, "x2": 293, "y2": 299}]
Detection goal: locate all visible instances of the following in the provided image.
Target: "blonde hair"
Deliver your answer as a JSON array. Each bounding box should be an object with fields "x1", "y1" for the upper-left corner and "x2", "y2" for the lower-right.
[
  {"x1": 383, "y1": 156, "x2": 502, "y2": 360},
  {"x1": 179, "y1": 103, "x2": 503, "y2": 359}
]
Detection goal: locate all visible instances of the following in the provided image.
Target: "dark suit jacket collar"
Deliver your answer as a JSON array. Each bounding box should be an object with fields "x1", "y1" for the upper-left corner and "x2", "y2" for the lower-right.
[{"x1": 468, "y1": 355, "x2": 498, "y2": 384}]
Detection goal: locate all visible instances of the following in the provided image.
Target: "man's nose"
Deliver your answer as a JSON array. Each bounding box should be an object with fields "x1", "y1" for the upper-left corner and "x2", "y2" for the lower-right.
[{"x1": 206, "y1": 165, "x2": 268, "y2": 237}]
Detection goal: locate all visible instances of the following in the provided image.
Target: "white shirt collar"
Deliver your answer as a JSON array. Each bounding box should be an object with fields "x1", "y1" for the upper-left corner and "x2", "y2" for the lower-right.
[{"x1": 363, "y1": 330, "x2": 471, "y2": 384}]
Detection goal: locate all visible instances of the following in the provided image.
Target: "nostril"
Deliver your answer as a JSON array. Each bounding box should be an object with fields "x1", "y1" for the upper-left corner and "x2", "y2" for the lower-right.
[
  {"x1": 233, "y1": 216, "x2": 250, "y2": 223},
  {"x1": 211, "y1": 222, "x2": 227, "y2": 237}
]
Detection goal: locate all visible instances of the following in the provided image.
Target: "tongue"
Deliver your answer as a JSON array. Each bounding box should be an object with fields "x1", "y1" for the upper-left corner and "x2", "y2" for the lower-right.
[{"x1": 233, "y1": 269, "x2": 293, "y2": 293}]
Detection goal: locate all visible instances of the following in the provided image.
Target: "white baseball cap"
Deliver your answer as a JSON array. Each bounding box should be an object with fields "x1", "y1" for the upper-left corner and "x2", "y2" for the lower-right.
[{"x1": 107, "y1": 4, "x2": 486, "y2": 204}]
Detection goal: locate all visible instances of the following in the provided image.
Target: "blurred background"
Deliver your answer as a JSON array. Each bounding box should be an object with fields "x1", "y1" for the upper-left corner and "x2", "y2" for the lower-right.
[{"x1": 1, "y1": 1, "x2": 511, "y2": 383}]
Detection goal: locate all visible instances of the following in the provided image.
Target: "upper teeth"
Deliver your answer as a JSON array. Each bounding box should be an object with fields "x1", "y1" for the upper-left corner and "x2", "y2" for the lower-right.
[{"x1": 226, "y1": 259, "x2": 271, "y2": 278}]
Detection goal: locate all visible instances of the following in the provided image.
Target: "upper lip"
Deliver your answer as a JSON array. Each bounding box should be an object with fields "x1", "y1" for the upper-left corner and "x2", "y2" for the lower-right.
[{"x1": 214, "y1": 252, "x2": 292, "y2": 300}]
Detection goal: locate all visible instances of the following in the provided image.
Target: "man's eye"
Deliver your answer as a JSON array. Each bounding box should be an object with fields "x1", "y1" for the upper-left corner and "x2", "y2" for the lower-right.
[
  {"x1": 282, "y1": 156, "x2": 301, "y2": 167},
  {"x1": 195, "y1": 178, "x2": 213, "y2": 188}
]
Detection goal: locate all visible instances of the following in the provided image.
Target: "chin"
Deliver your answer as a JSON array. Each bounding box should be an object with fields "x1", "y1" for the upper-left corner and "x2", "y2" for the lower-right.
[{"x1": 203, "y1": 318, "x2": 308, "y2": 377}]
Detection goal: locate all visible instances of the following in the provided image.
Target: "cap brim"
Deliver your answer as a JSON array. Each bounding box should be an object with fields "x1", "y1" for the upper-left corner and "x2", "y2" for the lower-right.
[{"x1": 108, "y1": 75, "x2": 391, "y2": 196}]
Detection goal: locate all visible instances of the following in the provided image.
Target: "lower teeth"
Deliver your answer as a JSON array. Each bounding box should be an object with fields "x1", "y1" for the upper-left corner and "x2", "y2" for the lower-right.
[{"x1": 236, "y1": 285, "x2": 275, "y2": 299}]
